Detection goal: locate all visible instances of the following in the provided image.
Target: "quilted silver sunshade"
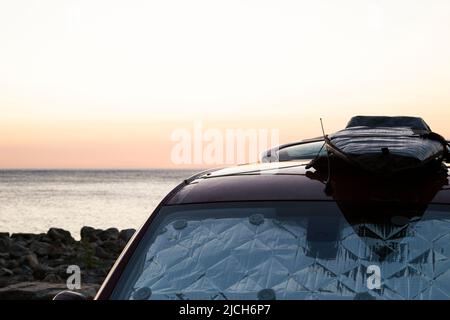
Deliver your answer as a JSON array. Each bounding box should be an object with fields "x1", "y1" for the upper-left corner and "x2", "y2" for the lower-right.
[{"x1": 118, "y1": 202, "x2": 450, "y2": 300}]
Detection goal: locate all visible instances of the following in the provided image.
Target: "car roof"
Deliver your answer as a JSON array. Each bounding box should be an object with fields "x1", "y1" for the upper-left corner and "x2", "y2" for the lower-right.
[{"x1": 166, "y1": 161, "x2": 450, "y2": 205}]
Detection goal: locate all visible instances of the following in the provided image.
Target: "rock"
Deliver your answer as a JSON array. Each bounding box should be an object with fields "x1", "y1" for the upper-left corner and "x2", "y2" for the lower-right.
[
  {"x1": 24, "y1": 254, "x2": 40, "y2": 271},
  {"x1": 32, "y1": 268, "x2": 47, "y2": 281},
  {"x1": 54, "y1": 265, "x2": 70, "y2": 278},
  {"x1": 0, "y1": 233, "x2": 11, "y2": 253},
  {"x1": 0, "y1": 282, "x2": 99, "y2": 300},
  {"x1": 10, "y1": 233, "x2": 36, "y2": 242},
  {"x1": 37, "y1": 233, "x2": 52, "y2": 243},
  {"x1": 80, "y1": 226, "x2": 98, "y2": 242},
  {"x1": 9, "y1": 243, "x2": 31, "y2": 258},
  {"x1": 47, "y1": 245, "x2": 64, "y2": 259},
  {"x1": 98, "y1": 228, "x2": 119, "y2": 241},
  {"x1": 0, "y1": 267, "x2": 14, "y2": 277},
  {"x1": 64, "y1": 250, "x2": 77, "y2": 260},
  {"x1": 87, "y1": 256, "x2": 102, "y2": 267},
  {"x1": 46, "y1": 258, "x2": 66, "y2": 268},
  {"x1": 6, "y1": 259, "x2": 19, "y2": 269},
  {"x1": 101, "y1": 240, "x2": 122, "y2": 254},
  {"x1": 43, "y1": 273, "x2": 63, "y2": 284},
  {"x1": 0, "y1": 278, "x2": 12, "y2": 287},
  {"x1": 0, "y1": 225, "x2": 129, "y2": 299},
  {"x1": 118, "y1": 239, "x2": 127, "y2": 250},
  {"x1": 81, "y1": 269, "x2": 107, "y2": 285},
  {"x1": 80, "y1": 286, "x2": 99, "y2": 299},
  {"x1": 47, "y1": 228, "x2": 74, "y2": 244},
  {"x1": 12, "y1": 265, "x2": 33, "y2": 277},
  {"x1": 119, "y1": 229, "x2": 136, "y2": 242},
  {"x1": 95, "y1": 246, "x2": 112, "y2": 259},
  {"x1": 0, "y1": 238, "x2": 10, "y2": 253},
  {"x1": 30, "y1": 241, "x2": 52, "y2": 256}
]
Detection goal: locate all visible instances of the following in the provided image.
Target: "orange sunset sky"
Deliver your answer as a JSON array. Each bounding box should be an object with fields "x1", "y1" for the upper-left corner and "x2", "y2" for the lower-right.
[{"x1": 1, "y1": 0, "x2": 450, "y2": 168}]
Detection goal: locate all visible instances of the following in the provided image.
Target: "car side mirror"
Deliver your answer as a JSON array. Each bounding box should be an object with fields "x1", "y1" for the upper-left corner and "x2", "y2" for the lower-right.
[
  {"x1": 261, "y1": 148, "x2": 279, "y2": 163},
  {"x1": 53, "y1": 291, "x2": 88, "y2": 300}
]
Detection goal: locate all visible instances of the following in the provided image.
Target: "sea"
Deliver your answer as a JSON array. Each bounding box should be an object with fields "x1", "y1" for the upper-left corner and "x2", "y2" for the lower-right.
[{"x1": 0, "y1": 169, "x2": 200, "y2": 239}]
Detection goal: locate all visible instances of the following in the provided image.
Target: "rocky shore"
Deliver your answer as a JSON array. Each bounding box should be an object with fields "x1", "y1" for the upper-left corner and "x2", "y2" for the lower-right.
[{"x1": 0, "y1": 227, "x2": 135, "y2": 300}]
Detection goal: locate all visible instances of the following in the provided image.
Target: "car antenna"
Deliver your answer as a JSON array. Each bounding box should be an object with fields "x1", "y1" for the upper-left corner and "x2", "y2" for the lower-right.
[
  {"x1": 305, "y1": 120, "x2": 327, "y2": 170},
  {"x1": 320, "y1": 118, "x2": 333, "y2": 195}
]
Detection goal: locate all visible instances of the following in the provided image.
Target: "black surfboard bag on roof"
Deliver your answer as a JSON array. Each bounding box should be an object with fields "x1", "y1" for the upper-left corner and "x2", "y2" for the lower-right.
[{"x1": 315, "y1": 116, "x2": 449, "y2": 175}]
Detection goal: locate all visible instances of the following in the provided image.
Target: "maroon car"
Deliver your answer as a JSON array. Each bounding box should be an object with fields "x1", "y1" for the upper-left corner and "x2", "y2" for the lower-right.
[{"x1": 56, "y1": 151, "x2": 450, "y2": 300}]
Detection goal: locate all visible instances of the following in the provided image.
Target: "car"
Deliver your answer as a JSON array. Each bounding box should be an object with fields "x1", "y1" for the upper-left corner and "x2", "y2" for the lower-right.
[{"x1": 56, "y1": 150, "x2": 450, "y2": 300}]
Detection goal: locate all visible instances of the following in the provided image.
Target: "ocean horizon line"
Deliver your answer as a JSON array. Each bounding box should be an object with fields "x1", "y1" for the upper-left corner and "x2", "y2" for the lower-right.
[{"x1": 0, "y1": 167, "x2": 207, "y2": 171}]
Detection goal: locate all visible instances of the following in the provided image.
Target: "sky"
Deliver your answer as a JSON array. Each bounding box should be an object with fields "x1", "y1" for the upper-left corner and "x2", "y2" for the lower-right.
[{"x1": 1, "y1": 0, "x2": 450, "y2": 168}]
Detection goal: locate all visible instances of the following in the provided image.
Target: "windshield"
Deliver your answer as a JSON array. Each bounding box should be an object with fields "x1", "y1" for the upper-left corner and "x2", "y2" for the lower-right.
[{"x1": 110, "y1": 201, "x2": 450, "y2": 300}]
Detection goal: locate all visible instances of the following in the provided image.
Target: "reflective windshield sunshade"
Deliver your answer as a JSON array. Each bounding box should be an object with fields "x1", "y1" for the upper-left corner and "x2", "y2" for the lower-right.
[{"x1": 111, "y1": 202, "x2": 450, "y2": 300}]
